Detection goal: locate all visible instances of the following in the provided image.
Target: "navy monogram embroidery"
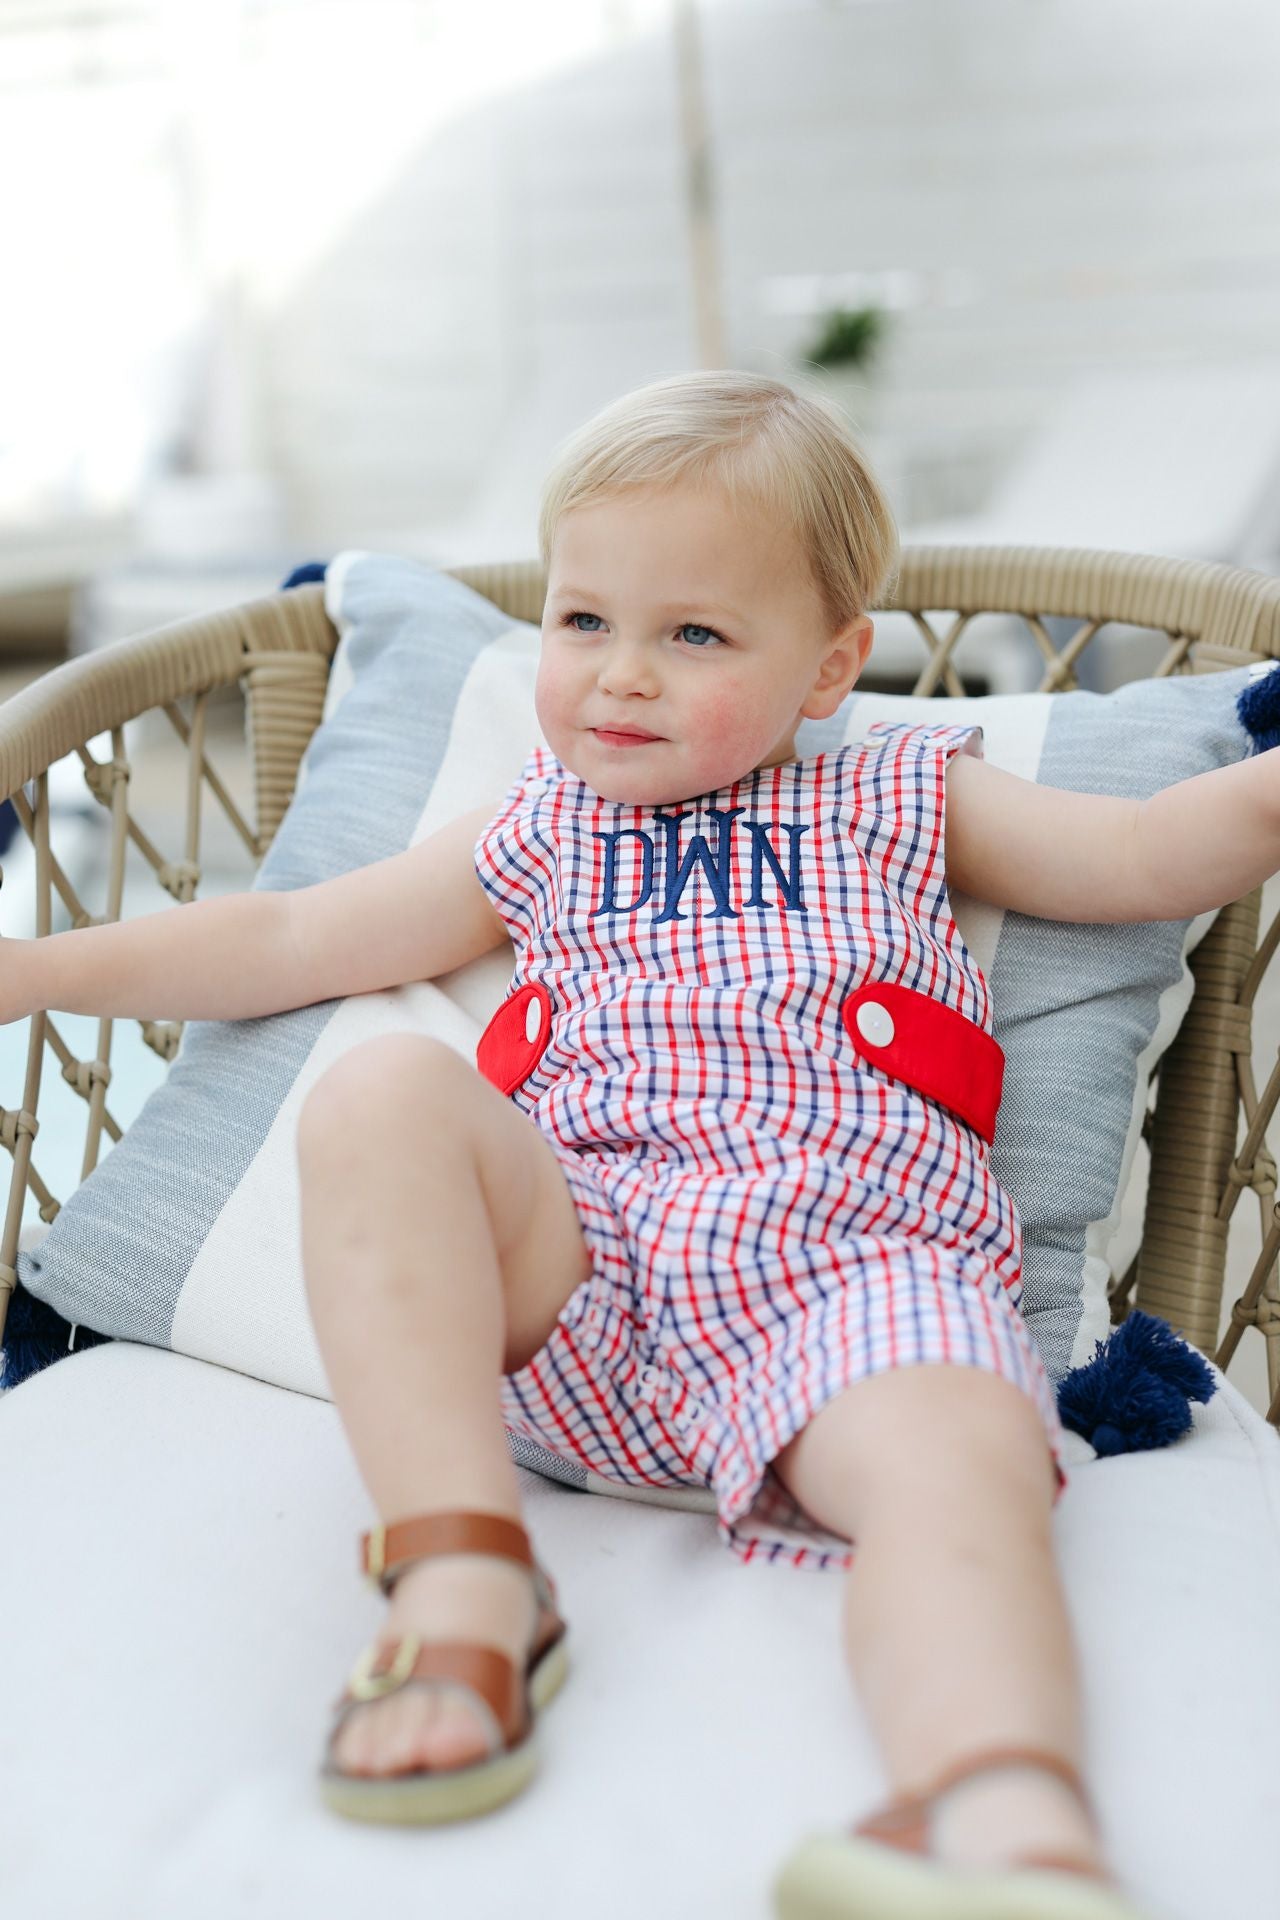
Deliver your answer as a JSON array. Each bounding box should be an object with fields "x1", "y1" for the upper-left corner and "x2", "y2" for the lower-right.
[{"x1": 591, "y1": 806, "x2": 811, "y2": 922}]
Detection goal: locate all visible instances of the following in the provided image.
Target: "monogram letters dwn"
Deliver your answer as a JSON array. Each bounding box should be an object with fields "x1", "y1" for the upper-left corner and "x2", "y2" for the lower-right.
[{"x1": 591, "y1": 806, "x2": 811, "y2": 922}]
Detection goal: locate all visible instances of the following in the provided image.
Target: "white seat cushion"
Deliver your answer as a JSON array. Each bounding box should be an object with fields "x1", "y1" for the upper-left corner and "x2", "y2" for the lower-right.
[{"x1": 2, "y1": 1341, "x2": 1278, "y2": 1919}]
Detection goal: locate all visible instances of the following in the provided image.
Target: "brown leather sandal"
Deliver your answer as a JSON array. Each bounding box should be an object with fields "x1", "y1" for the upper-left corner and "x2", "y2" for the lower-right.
[
  {"x1": 318, "y1": 1509, "x2": 569, "y2": 1825},
  {"x1": 772, "y1": 1743, "x2": 1157, "y2": 1919}
]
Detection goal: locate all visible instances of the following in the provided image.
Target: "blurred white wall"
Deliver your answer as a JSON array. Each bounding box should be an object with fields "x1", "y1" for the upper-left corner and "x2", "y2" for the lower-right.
[
  {"x1": 253, "y1": 0, "x2": 1280, "y2": 556},
  {"x1": 4, "y1": 0, "x2": 1280, "y2": 564}
]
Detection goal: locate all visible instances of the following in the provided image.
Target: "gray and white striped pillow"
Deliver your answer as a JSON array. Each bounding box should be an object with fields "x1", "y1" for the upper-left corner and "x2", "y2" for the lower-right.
[{"x1": 11, "y1": 552, "x2": 1253, "y2": 1502}]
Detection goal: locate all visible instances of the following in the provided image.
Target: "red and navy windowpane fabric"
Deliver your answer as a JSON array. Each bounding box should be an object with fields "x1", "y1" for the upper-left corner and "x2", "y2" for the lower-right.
[{"x1": 474, "y1": 723, "x2": 1066, "y2": 1570}]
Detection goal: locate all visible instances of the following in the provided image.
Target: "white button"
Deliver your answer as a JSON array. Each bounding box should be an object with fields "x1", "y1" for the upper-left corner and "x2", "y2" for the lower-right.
[
  {"x1": 524, "y1": 998, "x2": 541, "y2": 1044},
  {"x1": 637, "y1": 1364, "x2": 664, "y2": 1403},
  {"x1": 855, "y1": 999, "x2": 895, "y2": 1048}
]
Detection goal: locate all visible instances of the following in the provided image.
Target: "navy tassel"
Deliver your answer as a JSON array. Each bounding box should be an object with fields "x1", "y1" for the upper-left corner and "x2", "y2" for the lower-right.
[
  {"x1": 0, "y1": 1278, "x2": 111, "y2": 1391},
  {"x1": 280, "y1": 560, "x2": 328, "y2": 591},
  {"x1": 1235, "y1": 661, "x2": 1280, "y2": 754},
  {"x1": 1056, "y1": 1309, "x2": 1217, "y2": 1455}
]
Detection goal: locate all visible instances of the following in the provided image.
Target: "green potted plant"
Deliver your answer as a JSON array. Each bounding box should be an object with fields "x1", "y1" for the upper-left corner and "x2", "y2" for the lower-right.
[{"x1": 794, "y1": 302, "x2": 891, "y2": 436}]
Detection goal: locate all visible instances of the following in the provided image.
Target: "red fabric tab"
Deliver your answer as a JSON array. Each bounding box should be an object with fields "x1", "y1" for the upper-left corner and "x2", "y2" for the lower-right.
[
  {"x1": 839, "y1": 981, "x2": 1004, "y2": 1145},
  {"x1": 476, "y1": 981, "x2": 553, "y2": 1096}
]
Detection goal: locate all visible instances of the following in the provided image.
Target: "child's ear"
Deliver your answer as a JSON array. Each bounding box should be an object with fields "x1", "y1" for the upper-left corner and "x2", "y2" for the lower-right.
[
  {"x1": 802, "y1": 616, "x2": 875, "y2": 721},
  {"x1": 824, "y1": 614, "x2": 874, "y2": 690}
]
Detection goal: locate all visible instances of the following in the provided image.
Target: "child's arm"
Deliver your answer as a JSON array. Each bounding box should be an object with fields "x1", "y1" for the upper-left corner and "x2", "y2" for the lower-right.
[
  {"x1": 944, "y1": 750, "x2": 1280, "y2": 922},
  {"x1": 1, "y1": 801, "x2": 509, "y2": 1023},
  {"x1": 281, "y1": 800, "x2": 510, "y2": 1002}
]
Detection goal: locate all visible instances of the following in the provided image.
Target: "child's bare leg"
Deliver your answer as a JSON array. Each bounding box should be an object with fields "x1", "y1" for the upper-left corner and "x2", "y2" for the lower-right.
[
  {"x1": 296, "y1": 1035, "x2": 592, "y2": 1777},
  {"x1": 773, "y1": 1366, "x2": 1108, "y2": 1875}
]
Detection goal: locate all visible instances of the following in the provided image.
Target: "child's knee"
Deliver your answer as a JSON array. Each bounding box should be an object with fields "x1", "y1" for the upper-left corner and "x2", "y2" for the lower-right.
[{"x1": 773, "y1": 1364, "x2": 1055, "y2": 1542}]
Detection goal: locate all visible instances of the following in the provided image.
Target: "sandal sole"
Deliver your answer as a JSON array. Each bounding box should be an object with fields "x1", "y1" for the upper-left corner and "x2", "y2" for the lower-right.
[
  {"x1": 773, "y1": 1833, "x2": 1152, "y2": 1920},
  {"x1": 318, "y1": 1634, "x2": 569, "y2": 1826}
]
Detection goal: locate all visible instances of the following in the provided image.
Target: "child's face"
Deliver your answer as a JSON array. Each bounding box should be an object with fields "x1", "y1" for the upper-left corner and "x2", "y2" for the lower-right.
[{"x1": 537, "y1": 481, "x2": 874, "y2": 805}]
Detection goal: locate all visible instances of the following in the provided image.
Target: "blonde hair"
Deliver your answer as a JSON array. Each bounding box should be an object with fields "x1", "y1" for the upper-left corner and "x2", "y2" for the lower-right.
[{"x1": 537, "y1": 369, "x2": 900, "y2": 634}]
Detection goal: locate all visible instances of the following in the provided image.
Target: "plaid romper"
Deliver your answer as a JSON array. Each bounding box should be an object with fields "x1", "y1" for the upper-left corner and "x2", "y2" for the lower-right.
[{"x1": 473, "y1": 722, "x2": 1068, "y2": 1571}]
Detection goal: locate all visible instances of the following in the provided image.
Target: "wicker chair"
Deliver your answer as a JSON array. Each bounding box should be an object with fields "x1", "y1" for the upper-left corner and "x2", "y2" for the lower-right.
[{"x1": 2, "y1": 545, "x2": 1279, "y2": 1423}]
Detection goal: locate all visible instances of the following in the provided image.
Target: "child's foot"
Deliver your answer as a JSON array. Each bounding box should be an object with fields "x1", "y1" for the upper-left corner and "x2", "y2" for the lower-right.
[
  {"x1": 329, "y1": 1552, "x2": 538, "y2": 1776},
  {"x1": 929, "y1": 1765, "x2": 1110, "y2": 1879}
]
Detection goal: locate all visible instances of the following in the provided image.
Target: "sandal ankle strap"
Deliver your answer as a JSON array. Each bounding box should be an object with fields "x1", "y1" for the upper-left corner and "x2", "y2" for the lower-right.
[
  {"x1": 916, "y1": 1743, "x2": 1094, "y2": 1821},
  {"x1": 853, "y1": 1743, "x2": 1099, "y2": 1862},
  {"x1": 360, "y1": 1509, "x2": 541, "y2": 1597}
]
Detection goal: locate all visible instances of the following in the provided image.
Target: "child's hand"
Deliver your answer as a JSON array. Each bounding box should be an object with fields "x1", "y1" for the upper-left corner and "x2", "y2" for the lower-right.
[
  {"x1": 0, "y1": 875, "x2": 18, "y2": 1025},
  {"x1": 0, "y1": 918, "x2": 27, "y2": 1027}
]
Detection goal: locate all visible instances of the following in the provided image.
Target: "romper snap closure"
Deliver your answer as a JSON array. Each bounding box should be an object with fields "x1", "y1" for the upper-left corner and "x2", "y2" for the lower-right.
[
  {"x1": 637, "y1": 1364, "x2": 664, "y2": 1404},
  {"x1": 840, "y1": 979, "x2": 1005, "y2": 1145},
  {"x1": 476, "y1": 981, "x2": 553, "y2": 1096},
  {"x1": 854, "y1": 1000, "x2": 895, "y2": 1047}
]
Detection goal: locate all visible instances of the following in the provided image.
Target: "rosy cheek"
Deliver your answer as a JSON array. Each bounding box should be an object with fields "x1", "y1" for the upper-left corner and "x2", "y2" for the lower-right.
[
  {"x1": 698, "y1": 686, "x2": 770, "y2": 751},
  {"x1": 533, "y1": 656, "x2": 568, "y2": 727}
]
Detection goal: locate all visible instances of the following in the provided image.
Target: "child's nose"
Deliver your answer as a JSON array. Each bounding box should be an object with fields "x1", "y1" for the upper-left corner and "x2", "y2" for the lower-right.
[{"x1": 597, "y1": 640, "x2": 659, "y2": 697}]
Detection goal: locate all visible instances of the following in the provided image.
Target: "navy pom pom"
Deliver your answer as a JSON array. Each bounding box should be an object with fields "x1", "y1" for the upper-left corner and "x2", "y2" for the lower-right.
[
  {"x1": 0, "y1": 1279, "x2": 111, "y2": 1391},
  {"x1": 280, "y1": 560, "x2": 328, "y2": 591},
  {"x1": 1056, "y1": 1309, "x2": 1217, "y2": 1455},
  {"x1": 1235, "y1": 661, "x2": 1280, "y2": 754}
]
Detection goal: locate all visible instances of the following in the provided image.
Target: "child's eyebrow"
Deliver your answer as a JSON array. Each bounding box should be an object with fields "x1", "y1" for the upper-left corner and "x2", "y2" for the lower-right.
[{"x1": 549, "y1": 586, "x2": 746, "y2": 624}]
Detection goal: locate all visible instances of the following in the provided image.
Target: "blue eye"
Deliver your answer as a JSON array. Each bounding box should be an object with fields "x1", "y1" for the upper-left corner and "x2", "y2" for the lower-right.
[{"x1": 561, "y1": 611, "x2": 725, "y2": 648}]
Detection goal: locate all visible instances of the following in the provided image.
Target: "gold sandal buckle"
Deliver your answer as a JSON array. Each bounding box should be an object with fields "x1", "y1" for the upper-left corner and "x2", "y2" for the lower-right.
[
  {"x1": 365, "y1": 1523, "x2": 387, "y2": 1589},
  {"x1": 348, "y1": 1631, "x2": 422, "y2": 1702}
]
